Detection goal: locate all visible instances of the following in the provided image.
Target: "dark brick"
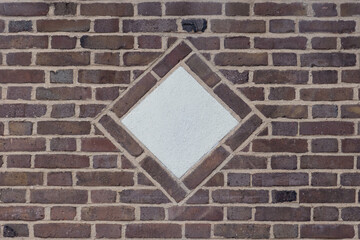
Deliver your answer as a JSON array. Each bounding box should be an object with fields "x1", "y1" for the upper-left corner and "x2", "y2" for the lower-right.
[
  {"x1": 0, "y1": 36, "x2": 48, "y2": 49},
  {"x1": 138, "y1": 35, "x2": 162, "y2": 49},
  {"x1": 272, "y1": 190, "x2": 297, "y2": 203},
  {"x1": 312, "y1": 37, "x2": 337, "y2": 50},
  {"x1": 123, "y1": 19, "x2": 177, "y2": 33},
  {"x1": 47, "y1": 172, "x2": 72, "y2": 186},
  {"x1": 227, "y1": 207, "x2": 251, "y2": 220},
  {"x1": 0, "y1": 70, "x2": 44, "y2": 83},
  {"x1": 7, "y1": 86, "x2": 31, "y2": 100},
  {"x1": 77, "y1": 172, "x2": 133, "y2": 186},
  {"x1": 300, "y1": 20, "x2": 355, "y2": 33},
  {"x1": 37, "y1": 20, "x2": 90, "y2": 32},
  {"x1": 79, "y1": 104, "x2": 105, "y2": 118},
  {"x1": 271, "y1": 155, "x2": 297, "y2": 170},
  {"x1": 313, "y1": 3, "x2": 337, "y2": 17},
  {"x1": 213, "y1": 189, "x2": 269, "y2": 203},
  {"x1": 81, "y1": 206, "x2": 134, "y2": 221},
  {"x1": 186, "y1": 54, "x2": 220, "y2": 87},
  {"x1": 342, "y1": 207, "x2": 360, "y2": 221},
  {"x1": 186, "y1": 189, "x2": 209, "y2": 204},
  {"x1": 272, "y1": 53, "x2": 297, "y2": 66},
  {"x1": 185, "y1": 224, "x2": 211, "y2": 239},
  {"x1": 312, "y1": 138, "x2": 338, "y2": 153},
  {"x1": 215, "y1": 52, "x2": 267, "y2": 66},
  {"x1": 51, "y1": 36, "x2": 76, "y2": 49},
  {"x1": 223, "y1": 155, "x2": 267, "y2": 169},
  {"x1": 300, "y1": 189, "x2": 355, "y2": 203},
  {"x1": 255, "y1": 207, "x2": 310, "y2": 221},
  {"x1": 301, "y1": 155, "x2": 353, "y2": 169},
  {"x1": 270, "y1": 19, "x2": 295, "y2": 33},
  {"x1": 0, "y1": 138, "x2": 45, "y2": 152},
  {"x1": 256, "y1": 105, "x2": 308, "y2": 119},
  {"x1": 214, "y1": 224, "x2": 270, "y2": 239},
  {"x1": 211, "y1": 20, "x2": 265, "y2": 33},
  {"x1": 81, "y1": 3, "x2": 133, "y2": 16},
  {"x1": 254, "y1": 2, "x2": 307, "y2": 16},
  {"x1": 9, "y1": 20, "x2": 32, "y2": 32},
  {"x1": 54, "y1": 2, "x2": 76, "y2": 15},
  {"x1": 94, "y1": 19, "x2": 119, "y2": 33},
  {"x1": 51, "y1": 206, "x2": 76, "y2": 220},
  {"x1": 91, "y1": 190, "x2": 116, "y2": 203},
  {"x1": 30, "y1": 189, "x2": 87, "y2": 204},
  {"x1": 225, "y1": 3, "x2": 249, "y2": 16},
  {"x1": 300, "y1": 88, "x2": 353, "y2": 101},
  {"x1": 7, "y1": 155, "x2": 31, "y2": 168},
  {"x1": 168, "y1": 206, "x2": 223, "y2": 221},
  {"x1": 36, "y1": 52, "x2": 90, "y2": 66},
  {"x1": 50, "y1": 70, "x2": 73, "y2": 84},
  {"x1": 81, "y1": 35, "x2": 133, "y2": 50},
  {"x1": 120, "y1": 189, "x2": 170, "y2": 204},
  {"x1": 312, "y1": 172, "x2": 337, "y2": 186},
  {"x1": 95, "y1": 53, "x2": 120, "y2": 66},
  {"x1": 300, "y1": 121, "x2": 354, "y2": 135},
  {"x1": 274, "y1": 224, "x2": 298, "y2": 239},
  {"x1": 313, "y1": 104, "x2": 338, "y2": 118},
  {"x1": 124, "y1": 52, "x2": 161, "y2": 66},
  {"x1": 255, "y1": 37, "x2": 307, "y2": 49},
  {"x1": 0, "y1": 207, "x2": 44, "y2": 221},
  {"x1": 37, "y1": 121, "x2": 90, "y2": 135},
  {"x1": 342, "y1": 70, "x2": 360, "y2": 83},
  {"x1": 93, "y1": 155, "x2": 117, "y2": 169},
  {"x1": 140, "y1": 207, "x2": 165, "y2": 220},
  {"x1": 313, "y1": 70, "x2": 338, "y2": 84},
  {"x1": 165, "y1": 2, "x2": 221, "y2": 15},
  {"x1": 272, "y1": 122, "x2": 298, "y2": 136},
  {"x1": 34, "y1": 224, "x2": 90, "y2": 238},
  {"x1": 253, "y1": 139, "x2": 308, "y2": 153},
  {"x1": 3, "y1": 224, "x2": 29, "y2": 237},
  {"x1": 138, "y1": 2, "x2": 161, "y2": 16},
  {"x1": 0, "y1": 3, "x2": 48, "y2": 16},
  {"x1": 301, "y1": 225, "x2": 354, "y2": 239},
  {"x1": 254, "y1": 70, "x2": 308, "y2": 84},
  {"x1": 126, "y1": 224, "x2": 182, "y2": 238},
  {"x1": 50, "y1": 138, "x2": 76, "y2": 151},
  {"x1": 51, "y1": 104, "x2": 75, "y2": 118},
  {"x1": 35, "y1": 154, "x2": 89, "y2": 168},
  {"x1": 253, "y1": 173, "x2": 308, "y2": 187},
  {"x1": 314, "y1": 207, "x2": 339, "y2": 221},
  {"x1": 0, "y1": 189, "x2": 26, "y2": 203},
  {"x1": 220, "y1": 69, "x2": 248, "y2": 84},
  {"x1": 96, "y1": 224, "x2": 122, "y2": 238}
]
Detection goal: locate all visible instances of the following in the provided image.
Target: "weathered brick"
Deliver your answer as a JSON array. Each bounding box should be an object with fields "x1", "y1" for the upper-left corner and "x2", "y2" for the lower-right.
[
  {"x1": 213, "y1": 189, "x2": 268, "y2": 203},
  {"x1": 91, "y1": 190, "x2": 116, "y2": 203},
  {"x1": 227, "y1": 173, "x2": 250, "y2": 187},
  {"x1": 0, "y1": 36, "x2": 48, "y2": 49},
  {"x1": 314, "y1": 207, "x2": 339, "y2": 221},
  {"x1": 51, "y1": 104, "x2": 74, "y2": 118},
  {"x1": 301, "y1": 225, "x2": 354, "y2": 239},
  {"x1": 93, "y1": 154, "x2": 118, "y2": 169},
  {"x1": 7, "y1": 155, "x2": 31, "y2": 168},
  {"x1": 95, "y1": 52, "x2": 120, "y2": 66},
  {"x1": 312, "y1": 37, "x2": 337, "y2": 50},
  {"x1": 9, "y1": 121, "x2": 32, "y2": 135},
  {"x1": 185, "y1": 224, "x2": 211, "y2": 239},
  {"x1": 274, "y1": 224, "x2": 298, "y2": 239},
  {"x1": 220, "y1": 69, "x2": 248, "y2": 84},
  {"x1": 227, "y1": 207, "x2": 251, "y2": 220},
  {"x1": 54, "y1": 2, "x2": 76, "y2": 15},
  {"x1": 36, "y1": 52, "x2": 90, "y2": 66},
  {"x1": 37, "y1": 121, "x2": 91, "y2": 135},
  {"x1": 341, "y1": 207, "x2": 360, "y2": 221},
  {"x1": 30, "y1": 189, "x2": 87, "y2": 204},
  {"x1": 272, "y1": 190, "x2": 297, "y2": 203},
  {"x1": 223, "y1": 155, "x2": 267, "y2": 169},
  {"x1": 211, "y1": 20, "x2": 265, "y2": 33},
  {"x1": 254, "y1": 70, "x2": 308, "y2": 84},
  {"x1": 168, "y1": 206, "x2": 223, "y2": 221},
  {"x1": 313, "y1": 70, "x2": 338, "y2": 84},
  {"x1": 272, "y1": 53, "x2": 297, "y2": 66},
  {"x1": 300, "y1": 121, "x2": 354, "y2": 135},
  {"x1": 94, "y1": 19, "x2": 119, "y2": 33},
  {"x1": 81, "y1": 137, "x2": 118, "y2": 152},
  {"x1": 77, "y1": 172, "x2": 133, "y2": 186},
  {"x1": 47, "y1": 172, "x2": 72, "y2": 186},
  {"x1": 81, "y1": 206, "x2": 134, "y2": 221},
  {"x1": 255, "y1": 37, "x2": 307, "y2": 49},
  {"x1": 342, "y1": 37, "x2": 360, "y2": 49},
  {"x1": 0, "y1": 3, "x2": 48, "y2": 16},
  {"x1": 78, "y1": 69, "x2": 129, "y2": 84},
  {"x1": 34, "y1": 224, "x2": 90, "y2": 238},
  {"x1": 96, "y1": 224, "x2": 122, "y2": 238},
  {"x1": 312, "y1": 138, "x2": 338, "y2": 153},
  {"x1": 51, "y1": 206, "x2": 76, "y2": 220},
  {"x1": 35, "y1": 154, "x2": 89, "y2": 168},
  {"x1": 253, "y1": 139, "x2": 308, "y2": 153},
  {"x1": 123, "y1": 19, "x2": 177, "y2": 32},
  {"x1": 7, "y1": 52, "x2": 31, "y2": 66},
  {"x1": 0, "y1": 206, "x2": 44, "y2": 221},
  {"x1": 256, "y1": 105, "x2": 308, "y2": 119},
  {"x1": 271, "y1": 155, "x2": 297, "y2": 170},
  {"x1": 120, "y1": 189, "x2": 170, "y2": 204},
  {"x1": 138, "y1": 2, "x2": 161, "y2": 16},
  {"x1": 0, "y1": 70, "x2": 44, "y2": 83},
  {"x1": 51, "y1": 36, "x2": 76, "y2": 49},
  {"x1": 0, "y1": 189, "x2": 26, "y2": 203},
  {"x1": 166, "y1": 2, "x2": 221, "y2": 15},
  {"x1": 341, "y1": 173, "x2": 360, "y2": 186},
  {"x1": 300, "y1": 189, "x2": 355, "y2": 203},
  {"x1": 126, "y1": 224, "x2": 182, "y2": 238},
  {"x1": 256, "y1": 207, "x2": 310, "y2": 221},
  {"x1": 50, "y1": 70, "x2": 73, "y2": 84},
  {"x1": 269, "y1": 87, "x2": 295, "y2": 100},
  {"x1": 313, "y1": 3, "x2": 337, "y2": 17},
  {"x1": 37, "y1": 20, "x2": 90, "y2": 32},
  {"x1": 0, "y1": 104, "x2": 46, "y2": 118},
  {"x1": 79, "y1": 104, "x2": 105, "y2": 118},
  {"x1": 270, "y1": 19, "x2": 295, "y2": 33},
  {"x1": 253, "y1": 173, "x2": 308, "y2": 187},
  {"x1": 214, "y1": 224, "x2": 270, "y2": 239},
  {"x1": 0, "y1": 138, "x2": 45, "y2": 152},
  {"x1": 313, "y1": 104, "x2": 338, "y2": 118},
  {"x1": 140, "y1": 207, "x2": 165, "y2": 220},
  {"x1": 300, "y1": 88, "x2": 353, "y2": 101},
  {"x1": 254, "y1": 2, "x2": 307, "y2": 16},
  {"x1": 81, "y1": 3, "x2": 133, "y2": 16},
  {"x1": 7, "y1": 86, "x2": 32, "y2": 100},
  {"x1": 301, "y1": 155, "x2": 353, "y2": 169},
  {"x1": 342, "y1": 70, "x2": 360, "y2": 83},
  {"x1": 300, "y1": 20, "x2": 355, "y2": 33},
  {"x1": 81, "y1": 36, "x2": 133, "y2": 50},
  {"x1": 341, "y1": 3, "x2": 360, "y2": 16},
  {"x1": 3, "y1": 224, "x2": 29, "y2": 237},
  {"x1": 225, "y1": 2, "x2": 249, "y2": 16},
  {"x1": 272, "y1": 122, "x2": 298, "y2": 136},
  {"x1": 185, "y1": 54, "x2": 220, "y2": 87},
  {"x1": 50, "y1": 138, "x2": 76, "y2": 151},
  {"x1": 124, "y1": 52, "x2": 161, "y2": 66},
  {"x1": 0, "y1": 20, "x2": 4, "y2": 32}
]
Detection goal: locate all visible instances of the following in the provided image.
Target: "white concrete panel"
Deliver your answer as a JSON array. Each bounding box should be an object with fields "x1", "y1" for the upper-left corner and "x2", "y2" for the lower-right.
[{"x1": 122, "y1": 67, "x2": 238, "y2": 178}]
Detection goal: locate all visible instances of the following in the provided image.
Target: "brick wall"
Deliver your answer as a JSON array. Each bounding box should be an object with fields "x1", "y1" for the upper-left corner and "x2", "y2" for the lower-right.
[{"x1": 1, "y1": 0, "x2": 360, "y2": 239}]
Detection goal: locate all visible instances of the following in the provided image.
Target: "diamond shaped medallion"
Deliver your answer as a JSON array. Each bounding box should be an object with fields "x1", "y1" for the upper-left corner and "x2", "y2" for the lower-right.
[{"x1": 95, "y1": 41, "x2": 265, "y2": 202}]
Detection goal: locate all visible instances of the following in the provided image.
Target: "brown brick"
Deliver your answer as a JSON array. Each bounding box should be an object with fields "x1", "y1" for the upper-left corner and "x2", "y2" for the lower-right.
[
  {"x1": 183, "y1": 147, "x2": 229, "y2": 190},
  {"x1": 166, "y1": 2, "x2": 221, "y2": 15},
  {"x1": 137, "y1": 173, "x2": 153, "y2": 186},
  {"x1": 30, "y1": 189, "x2": 87, "y2": 204},
  {"x1": 342, "y1": 105, "x2": 360, "y2": 118},
  {"x1": 224, "y1": 37, "x2": 250, "y2": 49},
  {"x1": 185, "y1": 224, "x2": 211, "y2": 238},
  {"x1": 239, "y1": 87, "x2": 264, "y2": 101},
  {"x1": 312, "y1": 172, "x2": 337, "y2": 186},
  {"x1": 225, "y1": 2, "x2": 249, "y2": 16},
  {"x1": 220, "y1": 69, "x2": 248, "y2": 84},
  {"x1": 0, "y1": 138, "x2": 45, "y2": 152},
  {"x1": 313, "y1": 105, "x2": 338, "y2": 118},
  {"x1": 96, "y1": 224, "x2": 122, "y2": 238},
  {"x1": 91, "y1": 190, "x2": 116, "y2": 203},
  {"x1": 140, "y1": 207, "x2": 165, "y2": 220},
  {"x1": 225, "y1": 115, "x2": 262, "y2": 150},
  {"x1": 36, "y1": 52, "x2": 90, "y2": 66},
  {"x1": 35, "y1": 154, "x2": 89, "y2": 168},
  {"x1": 0, "y1": 189, "x2": 26, "y2": 203},
  {"x1": 123, "y1": 19, "x2": 177, "y2": 33},
  {"x1": 186, "y1": 189, "x2": 209, "y2": 204},
  {"x1": 81, "y1": 137, "x2": 118, "y2": 152},
  {"x1": 37, "y1": 19, "x2": 89, "y2": 32},
  {"x1": 342, "y1": 70, "x2": 360, "y2": 83},
  {"x1": 0, "y1": 36, "x2": 48, "y2": 49},
  {"x1": 256, "y1": 207, "x2": 310, "y2": 221},
  {"x1": 254, "y1": 2, "x2": 307, "y2": 16},
  {"x1": 269, "y1": 87, "x2": 295, "y2": 100},
  {"x1": 94, "y1": 19, "x2": 119, "y2": 33},
  {"x1": 126, "y1": 224, "x2": 182, "y2": 238},
  {"x1": 271, "y1": 155, "x2": 297, "y2": 170},
  {"x1": 256, "y1": 105, "x2": 308, "y2": 119},
  {"x1": 255, "y1": 37, "x2": 307, "y2": 50},
  {"x1": 215, "y1": 52, "x2": 267, "y2": 66},
  {"x1": 313, "y1": 70, "x2": 338, "y2": 84},
  {"x1": 81, "y1": 3, "x2": 133, "y2": 16},
  {"x1": 54, "y1": 2, "x2": 76, "y2": 15},
  {"x1": 36, "y1": 87, "x2": 90, "y2": 100},
  {"x1": 0, "y1": 206, "x2": 44, "y2": 221},
  {"x1": 3, "y1": 224, "x2": 29, "y2": 237},
  {"x1": 0, "y1": 20, "x2": 4, "y2": 32},
  {"x1": 0, "y1": 70, "x2": 44, "y2": 83},
  {"x1": 79, "y1": 69, "x2": 130, "y2": 84},
  {"x1": 7, "y1": 87, "x2": 31, "y2": 100},
  {"x1": 272, "y1": 53, "x2": 297, "y2": 66},
  {"x1": 0, "y1": 172, "x2": 42, "y2": 186},
  {"x1": 51, "y1": 36, "x2": 76, "y2": 49},
  {"x1": 138, "y1": 2, "x2": 161, "y2": 16},
  {"x1": 274, "y1": 224, "x2": 298, "y2": 238},
  {"x1": 124, "y1": 52, "x2": 161, "y2": 66},
  {"x1": 140, "y1": 157, "x2": 186, "y2": 202},
  {"x1": 270, "y1": 19, "x2": 295, "y2": 33},
  {"x1": 185, "y1": 54, "x2": 220, "y2": 87},
  {"x1": 50, "y1": 104, "x2": 74, "y2": 119},
  {"x1": 314, "y1": 207, "x2": 339, "y2": 221},
  {"x1": 79, "y1": 104, "x2": 105, "y2": 118},
  {"x1": 81, "y1": 206, "x2": 134, "y2": 221},
  {"x1": 227, "y1": 207, "x2": 251, "y2": 220},
  {"x1": 341, "y1": 3, "x2": 360, "y2": 16},
  {"x1": 224, "y1": 155, "x2": 267, "y2": 169},
  {"x1": 253, "y1": 173, "x2": 308, "y2": 187},
  {"x1": 341, "y1": 207, "x2": 360, "y2": 221},
  {"x1": 99, "y1": 115, "x2": 143, "y2": 156},
  {"x1": 8, "y1": 121, "x2": 32, "y2": 136},
  {"x1": 81, "y1": 35, "x2": 133, "y2": 50},
  {"x1": 93, "y1": 155, "x2": 117, "y2": 169},
  {"x1": 301, "y1": 225, "x2": 354, "y2": 239},
  {"x1": 213, "y1": 189, "x2": 268, "y2": 203},
  {"x1": 112, "y1": 73, "x2": 156, "y2": 117},
  {"x1": 253, "y1": 139, "x2": 308, "y2": 153},
  {"x1": 300, "y1": 20, "x2": 355, "y2": 33},
  {"x1": 37, "y1": 121, "x2": 90, "y2": 135},
  {"x1": 214, "y1": 224, "x2": 270, "y2": 239},
  {"x1": 50, "y1": 138, "x2": 76, "y2": 151},
  {"x1": 188, "y1": 37, "x2": 220, "y2": 50},
  {"x1": 312, "y1": 138, "x2": 338, "y2": 153},
  {"x1": 300, "y1": 88, "x2": 353, "y2": 101},
  {"x1": 313, "y1": 3, "x2": 337, "y2": 17},
  {"x1": 312, "y1": 37, "x2": 337, "y2": 50},
  {"x1": 169, "y1": 206, "x2": 223, "y2": 221},
  {"x1": 254, "y1": 70, "x2": 308, "y2": 84},
  {"x1": 34, "y1": 224, "x2": 90, "y2": 238},
  {"x1": 300, "y1": 189, "x2": 355, "y2": 203},
  {"x1": 47, "y1": 172, "x2": 72, "y2": 186},
  {"x1": 301, "y1": 155, "x2": 353, "y2": 169},
  {"x1": 138, "y1": 35, "x2": 162, "y2": 49},
  {"x1": 7, "y1": 155, "x2": 31, "y2": 168},
  {"x1": 211, "y1": 20, "x2": 265, "y2": 33},
  {"x1": 51, "y1": 206, "x2": 76, "y2": 220},
  {"x1": 120, "y1": 189, "x2": 170, "y2": 204},
  {"x1": 227, "y1": 173, "x2": 250, "y2": 187},
  {"x1": 272, "y1": 122, "x2": 298, "y2": 136},
  {"x1": 77, "y1": 172, "x2": 133, "y2": 186},
  {"x1": 300, "y1": 121, "x2": 354, "y2": 135},
  {"x1": 0, "y1": 3, "x2": 48, "y2": 16},
  {"x1": 95, "y1": 53, "x2": 120, "y2": 66},
  {"x1": 205, "y1": 173, "x2": 224, "y2": 186},
  {"x1": 7, "y1": 52, "x2": 31, "y2": 66}
]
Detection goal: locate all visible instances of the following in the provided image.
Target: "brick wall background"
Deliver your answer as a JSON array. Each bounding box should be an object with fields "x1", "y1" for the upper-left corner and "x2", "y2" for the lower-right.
[{"x1": 1, "y1": 0, "x2": 360, "y2": 238}]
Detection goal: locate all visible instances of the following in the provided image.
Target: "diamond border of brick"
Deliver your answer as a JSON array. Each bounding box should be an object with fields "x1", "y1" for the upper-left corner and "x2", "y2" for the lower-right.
[{"x1": 94, "y1": 40, "x2": 268, "y2": 203}]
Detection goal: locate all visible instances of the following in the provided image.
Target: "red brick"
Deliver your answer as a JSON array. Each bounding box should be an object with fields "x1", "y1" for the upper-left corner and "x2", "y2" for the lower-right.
[
  {"x1": 0, "y1": 138, "x2": 45, "y2": 152},
  {"x1": 166, "y1": 2, "x2": 221, "y2": 15},
  {"x1": 47, "y1": 172, "x2": 72, "y2": 186},
  {"x1": 211, "y1": 20, "x2": 265, "y2": 33},
  {"x1": 51, "y1": 36, "x2": 76, "y2": 49},
  {"x1": 7, "y1": 155, "x2": 31, "y2": 168},
  {"x1": 312, "y1": 172, "x2": 337, "y2": 186},
  {"x1": 301, "y1": 155, "x2": 353, "y2": 169},
  {"x1": 185, "y1": 224, "x2": 211, "y2": 238},
  {"x1": 120, "y1": 189, "x2": 170, "y2": 204},
  {"x1": 253, "y1": 139, "x2": 308, "y2": 153},
  {"x1": 213, "y1": 189, "x2": 268, "y2": 203},
  {"x1": 255, "y1": 37, "x2": 307, "y2": 49},
  {"x1": 225, "y1": 3, "x2": 249, "y2": 16},
  {"x1": 300, "y1": 88, "x2": 353, "y2": 101},
  {"x1": 0, "y1": 172, "x2": 42, "y2": 186},
  {"x1": 95, "y1": 53, "x2": 120, "y2": 66},
  {"x1": 81, "y1": 35, "x2": 133, "y2": 50},
  {"x1": 35, "y1": 154, "x2": 89, "y2": 168},
  {"x1": 81, "y1": 206, "x2": 134, "y2": 221},
  {"x1": 301, "y1": 225, "x2": 354, "y2": 239},
  {"x1": 254, "y1": 70, "x2": 308, "y2": 84},
  {"x1": 314, "y1": 207, "x2": 339, "y2": 221},
  {"x1": 50, "y1": 138, "x2": 76, "y2": 151},
  {"x1": 313, "y1": 70, "x2": 338, "y2": 84},
  {"x1": 255, "y1": 207, "x2": 310, "y2": 221},
  {"x1": 254, "y1": 2, "x2": 307, "y2": 16},
  {"x1": 300, "y1": 189, "x2": 355, "y2": 203},
  {"x1": 124, "y1": 52, "x2": 161, "y2": 66},
  {"x1": 78, "y1": 69, "x2": 130, "y2": 84},
  {"x1": 34, "y1": 224, "x2": 90, "y2": 238},
  {"x1": 140, "y1": 207, "x2": 165, "y2": 220},
  {"x1": 36, "y1": 52, "x2": 90, "y2": 66},
  {"x1": 123, "y1": 19, "x2": 177, "y2": 33},
  {"x1": 312, "y1": 37, "x2": 337, "y2": 49},
  {"x1": 205, "y1": 173, "x2": 224, "y2": 186},
  {"x1": 37, "y1": 19, "x2": 89, "y2": 32},
  {"x1": 91, "y1": 190, "x2": 116, "y2": 203},
  {"x1": 0, "y1": 3, "x2": 48, "y2": 16},
  {"x1": 51, "y1": 206, "x2": 76, "y2": 220},
  {"x1": 0, "y1": 36, "x2": 48, "y2": 49},
  {"x1": 0, "y1": 206, "x2": 44, "y2": 221},
  {"x1": 270, "y1": 19, "x2": 295, "y2": 33},
  {"x1": 169, "y1": 206, "x2": 223, "y2": 221},
  {"x1": 214, "y1": 224, "x2": 270, "y2": 238},
  {"x1": 54, "y1": 2, "x2": 76, "y2": 15},
  {"x1": 96, "y1": 224, "x2": 122, "y2": 238},
  {"x1": 312, "y1": 138, "x2": 338, "y2": 153},
  {"x1": 7, "y1": 52, "x2": 31, "y2": 66},
  {"x1": 272, "y1": 53, "x2": 297, "y2": 66},
  {"x1": 81, "y1": 137, "x2": 118, "y2": 152},
  {"x1": 81, "y1": 3, "x2": 133, "y2": 16},
  {"x1": 138, "y1": 2, "x2": 162, "y2": 16},
  {"x1": 341, "y1": 3, "x2": 360, "y2": 16},
  {"x1": 30, "y1": 189, "x2": 87, "y2": 204},
  {"x1": 313, "y1": 3, "x2": 337, "y2": 17},
  {"x1": 0, "y1": 70, "x2": 44, "y2": 83},
  {"x1": 342, "y1": 37, "x2": 360, "y2": 49},
  {"x1": 223, "y1": 155, "x2": 267, "y2": 169},
  {"x1": 94, "y1": 19, "x2": 119, "y2": 33},
  {"x1": 300, "y1": 20, "x2": 355, "y2": 33},
  {"x1": 342, "y1": 70, "x2": 360, "y2": 83},
  {"x1": 37, "y1": 121, "x2": 90, "y2": 135},
  {"x1": 126, "y1": 224, "x2": 182, "y2": 238},
  {"x1": 300, "y1": 121, "x2": 354, "y2": 135}
]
